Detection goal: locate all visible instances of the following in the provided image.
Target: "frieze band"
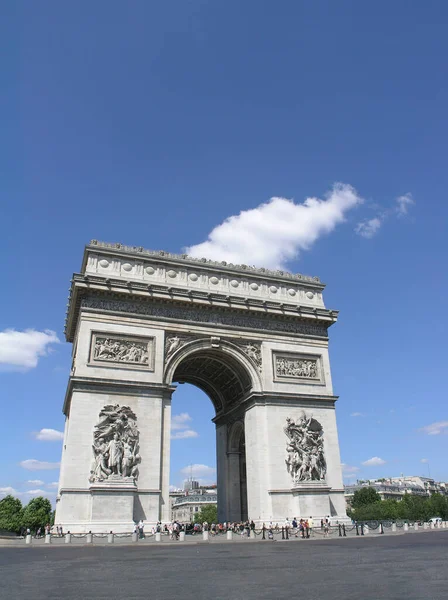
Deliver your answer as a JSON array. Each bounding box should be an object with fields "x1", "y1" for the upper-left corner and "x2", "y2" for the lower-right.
[{"x1": 81, "y1": 296, "x2": 329, "y2": 337}]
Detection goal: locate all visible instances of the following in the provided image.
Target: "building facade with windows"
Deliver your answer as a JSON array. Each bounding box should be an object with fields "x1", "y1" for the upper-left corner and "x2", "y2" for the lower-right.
[
  {"x1": 345, "y1": 476, "x2": 447, "y2": 507},
  {"x1": 171, "y1": 492, "x2": 218, "y2": 523}
]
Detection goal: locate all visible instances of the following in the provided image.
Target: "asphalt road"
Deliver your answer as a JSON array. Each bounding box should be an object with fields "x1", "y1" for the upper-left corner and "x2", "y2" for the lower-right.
[{"x1": 0, "y1": 531, "x2": 446, "y2": 600}]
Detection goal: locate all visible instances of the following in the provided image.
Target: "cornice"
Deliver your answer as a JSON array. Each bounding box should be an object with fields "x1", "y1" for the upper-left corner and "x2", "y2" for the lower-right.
[
  {"x1": 84, "y1": 240, "x2": 324, "y2": 286},
  {"x1": 63, "y1": 376, "x2": 175, "y2": 415},
  {"x1": 213, "y1": 391, "x2": 338, "y2": 424},
  {"x1": 64, "y1": 275, "x2": 338, "y2": 342}
]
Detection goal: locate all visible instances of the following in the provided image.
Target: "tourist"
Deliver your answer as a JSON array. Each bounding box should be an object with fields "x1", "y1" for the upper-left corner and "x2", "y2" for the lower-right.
[
  {"x1": 323, "y1": 520, "x2": 329, "y2": 537},
  {"x1": 308, "y1": 516, "x2": 313, "y2": 536},
  {"x1": 305, "y1": 519, "x2": 310, "y2": 539},
  {"x1": 138, "y1": 520, "x2": 145, "y2": 539}
]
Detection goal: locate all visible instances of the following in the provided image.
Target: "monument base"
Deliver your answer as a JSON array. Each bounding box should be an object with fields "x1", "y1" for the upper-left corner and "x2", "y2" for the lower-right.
[
  {"x1": 89, "y1": 479, "x2": 137, "y2": 531},
  {"x1": 268, "y1": 481, "x2": 349, "y2": 523}
]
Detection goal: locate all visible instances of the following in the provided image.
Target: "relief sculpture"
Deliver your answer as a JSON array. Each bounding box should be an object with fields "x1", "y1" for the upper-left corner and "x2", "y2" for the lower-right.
[
  {"x1": 93, "y1": 336, "x2": 149, "y2": 365},
  {"x1": 284, "y1": 413, "x2": 326, "y2": 483},
  {"x1": 276, "y1": 356, "x2": 318, "y2": 378},
  {"x1": 89, "y1": 404, "x2": 140, "y2": 483}
]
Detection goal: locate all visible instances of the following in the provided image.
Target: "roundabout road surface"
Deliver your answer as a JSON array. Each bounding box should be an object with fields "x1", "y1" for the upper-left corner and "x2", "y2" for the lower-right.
[{"x1": 0, "y1": 530, "x2": 447, "y2": 600}]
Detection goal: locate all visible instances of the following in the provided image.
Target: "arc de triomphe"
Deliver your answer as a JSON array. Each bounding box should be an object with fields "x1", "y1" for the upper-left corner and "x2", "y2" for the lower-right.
[{"x1": 56, "y1": 240, "x2": 346, "y2": 531}]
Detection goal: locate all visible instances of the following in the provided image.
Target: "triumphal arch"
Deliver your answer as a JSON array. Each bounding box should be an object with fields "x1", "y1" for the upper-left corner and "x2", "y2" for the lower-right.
[{"x1": 56, "y1": 240, "x2": 346, "y2": 531}]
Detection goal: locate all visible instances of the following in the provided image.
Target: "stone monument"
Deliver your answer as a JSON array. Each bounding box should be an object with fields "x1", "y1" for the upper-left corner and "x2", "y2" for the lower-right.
[{"x1": 55, "y1": 240, "x2": 347, "y2": 531}]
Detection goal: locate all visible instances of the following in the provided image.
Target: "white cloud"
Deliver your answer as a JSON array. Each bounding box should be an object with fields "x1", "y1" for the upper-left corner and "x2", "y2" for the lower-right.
[
  {"x1": 420, "y1": 458, "x2": 429, "y2": 464},
  {"x1": 33, "y1": 428, "x2": 64, "y2": 442},
  {"x1": 362, "y1": 457, "x2": 386, "y2": 467},
  {"x1": 419, "y1": 421, "x2": 448, "y2": 436},
  {"x1": 186, "y1": 183, "x2": 363, "y2": 269},
  {"x1": 171, "y1": 413, "x2": 192, "y2": 430},
  {"x1": 180, "y1": 464, "x2": 216, "y2": 481},
  {"x1": 20, "y1": 459, "x2": 60, "y2": 471},
  {"x1": 0, "y1": 486, "x2": 17, "y2": 497},
  {"x1": 0, "y1": 329, "x2": 59, "y2": 369},
  {"x1": 350, "y1": 412, "x2": 364, "y2": 417},
  {"x1": 341, "y1": 464, "x2": 360, "y2": 478},
  {"x1": 396, "y1": 193, "x2": 415, "y2": 216},
  {"x1": 0, "y1": 485, "x2": 56, "y2": 500},
  {"x1": 46, "y1": 482, "x2": 59, "y2": 488},
  {"x1": 171, "y1": 429, "x2": 199, "y2": 440},
  {"x1": 355, "y1": 217, "x2": 382, "y2": 239},
  {"x1": 27, "y1": 479, "x2": 44, "y2": 485},
  {"x1": 171, "y1": 413, "x2": 198, "y2": 440}
]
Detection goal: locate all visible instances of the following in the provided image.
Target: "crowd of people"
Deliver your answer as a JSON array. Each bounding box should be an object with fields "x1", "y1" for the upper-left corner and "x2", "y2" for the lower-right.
[{"x1": 132, "y1": 517, "x2": 333, "y2": 540}]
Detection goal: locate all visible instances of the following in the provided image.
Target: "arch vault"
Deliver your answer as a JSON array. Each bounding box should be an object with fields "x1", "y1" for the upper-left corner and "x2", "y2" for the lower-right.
[{"x1": 56, "y1": 241, "x2": 347, "y2": 531}]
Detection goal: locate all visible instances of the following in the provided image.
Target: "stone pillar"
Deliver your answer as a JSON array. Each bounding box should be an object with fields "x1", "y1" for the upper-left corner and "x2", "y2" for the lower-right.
[
  {"x1": 364, "y1": 524, "x2": 369, "y2": 535},
  {"x1": 160, "y1": 394, "x2": 172, "y2": 523},
  {"x1": 132, "y1": 532, "x2": 138, "y2": 542},
  {"x1": 107, "y1": 532, "x2": 114, "y2": 543},
  {"x1": 65, "y1": 533, "x2": 71, "y2": 544},
  {"x1": 45, "y1": 534, "x2": 51, "y2": 544},
  {"x1": 404, "y1": 523, "x2": 409, "y2": 532},
  {"x1": 216, "y1": 424, "x2": 229, "y2": 523},
  {"x1": 442, "y1": 521, "x2": 446, "y2": 529},
  {"x1": 179, "y1": 531, "x2": 185, "y2": 542},
  {"x1": 226, "y1": 530, "x2": 233, "y2": 540},
  {"x1": 392, "y1": 523, "x2": 397, "y2": 532},
  {"x1": 25, "y1": 534, "x2": 32, "y2": 545},
  {"x1": 202, "y1": 530, "x2": 209, "y2": 542},
  {"x1": 424, "y1": 522, "x2": 428, "y2": 529},
  {"x1": 155, "y1": 532, "x2": 161, "y2": 542},
  {"x1": 430, "y1": 522, "x2": 434, "y2": 529},
  {"x1": 87, "y1": 533, "x2": 93, "y2": 543},
  {"x1": 227, "y1": 451, "x2": 242, "y2": 523},
  {"x1": 414, "y1": 522, "x2": 418, "y2": 531}
]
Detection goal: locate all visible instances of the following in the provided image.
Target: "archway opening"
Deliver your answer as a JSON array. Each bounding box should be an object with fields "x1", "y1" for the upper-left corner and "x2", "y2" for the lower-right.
[{"x1": 169, "y1": 347, "x2": 253, "y2": 524}]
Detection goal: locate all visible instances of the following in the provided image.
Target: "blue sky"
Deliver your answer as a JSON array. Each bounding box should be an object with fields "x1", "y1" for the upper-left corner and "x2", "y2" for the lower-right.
[{"x1": 1, "y1": 1, "x2": 447, "y2": 501}]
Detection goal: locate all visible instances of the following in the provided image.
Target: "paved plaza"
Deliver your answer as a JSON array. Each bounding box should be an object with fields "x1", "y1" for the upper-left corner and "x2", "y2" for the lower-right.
[{"x1": 0, "y1": 530, "x2": 446, "y2": 600}]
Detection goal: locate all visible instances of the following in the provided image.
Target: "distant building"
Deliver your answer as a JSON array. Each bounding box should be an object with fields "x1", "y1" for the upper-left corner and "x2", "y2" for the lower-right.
[
  {"x1": 345, "y1": 476, "x2": 447, "y2": 508},
  {"x1": 183, "y1": 479, "x2": 200, "y2": 491},
  {"x1": 172, "y1": 492, "x2": 218, "y2": 523}
]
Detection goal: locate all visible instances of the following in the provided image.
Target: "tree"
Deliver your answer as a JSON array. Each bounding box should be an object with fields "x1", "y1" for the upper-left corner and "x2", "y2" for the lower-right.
[
  {"x1": 0, "y1": 495, "x2": 23, "y2": 533},
  {"x1": 22, "y1": 497, "x2": 52, "y2": 531},
  {"x1": 194, "y1": 504, "x2": 218, "y2": 524},
  {"x1": 352, "y1": 487, "x2": 381, "y2": 509}
]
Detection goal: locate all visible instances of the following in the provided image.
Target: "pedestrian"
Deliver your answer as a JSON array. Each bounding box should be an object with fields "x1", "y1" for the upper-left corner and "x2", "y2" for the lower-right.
[
  {"x1": 308, "y1": 516, "x2": 313, "y2": 537},
  {"x1": 138, "y1": 519, "x2": 145, "y2": 539}
]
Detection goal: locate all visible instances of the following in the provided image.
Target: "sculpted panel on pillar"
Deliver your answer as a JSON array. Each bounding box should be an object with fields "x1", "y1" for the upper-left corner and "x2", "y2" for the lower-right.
[
  {"x1": 275, "y1": 355, "x2": 319, "y2": 380},
  {"x1": 91, "y1": 333, "x2": 154, "y2": 369},
  {"x1": 89, "y1": 405, "x2": 140, "y2": 483},
  {"x1": 284, "y1": 413, "x2": 327, "y2": 484}
]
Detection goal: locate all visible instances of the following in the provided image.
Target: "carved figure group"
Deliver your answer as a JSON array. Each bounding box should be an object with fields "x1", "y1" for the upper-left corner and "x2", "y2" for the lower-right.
[
  {"x1": 243, "y1": 343, "x2": 262, "y2": 370},
  {"x1": 93, "y1": 337, "x2": 148, "y2": 364},
  {"x1": 284, "y1": 413, "x2": 326, "y2": 482},
  {"x1": 276, "y1": 357, "x2": 317, "y2": 379},
  {"x1": 165, "y1": 335, "x2": 181, "y2": 357},
  {"x1": 89, "y1": 404, "x2": 140, "y2": 483}
]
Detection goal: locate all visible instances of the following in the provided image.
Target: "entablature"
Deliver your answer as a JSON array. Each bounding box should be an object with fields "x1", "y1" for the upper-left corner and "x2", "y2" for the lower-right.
[{"x1": 64, "y1": 274, "x2": 338, "y2": 342}]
